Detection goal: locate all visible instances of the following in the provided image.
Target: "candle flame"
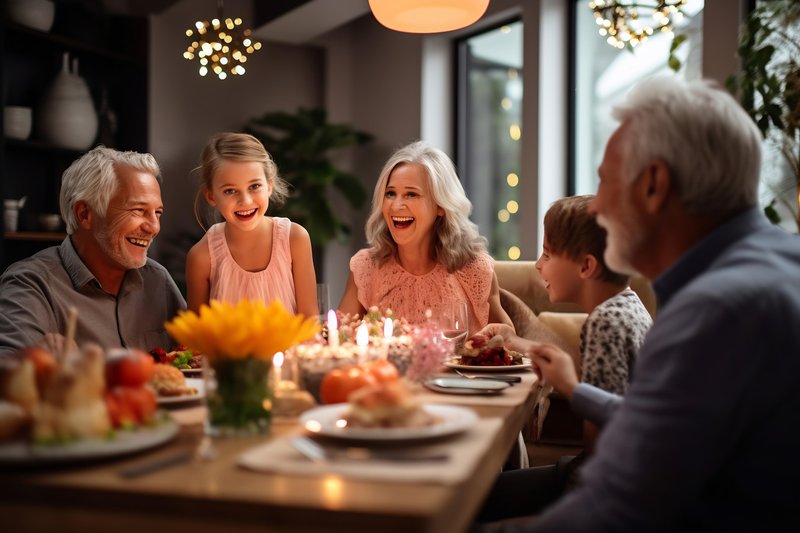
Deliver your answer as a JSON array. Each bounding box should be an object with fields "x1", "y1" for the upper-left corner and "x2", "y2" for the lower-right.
[{"x1": 273, "y1": 351, "x2": 284, "y2": 369}]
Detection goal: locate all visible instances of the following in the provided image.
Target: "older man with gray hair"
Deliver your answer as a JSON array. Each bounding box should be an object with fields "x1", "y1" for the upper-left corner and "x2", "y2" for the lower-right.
[
  {"x1": 0, "y1": 146, "x2": 185, "y2": 355},
  {"x1": 478, "y1": 76, "x2": 800, "y2": 531}
]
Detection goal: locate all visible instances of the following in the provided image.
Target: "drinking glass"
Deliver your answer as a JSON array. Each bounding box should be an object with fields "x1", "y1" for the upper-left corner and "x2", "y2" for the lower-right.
[
  {"x1": 439, "y1": 302, "x2": 469, "y2": 351},
  {"x1": 316, "y1": 283, "x2": 330, "y2": 321}
]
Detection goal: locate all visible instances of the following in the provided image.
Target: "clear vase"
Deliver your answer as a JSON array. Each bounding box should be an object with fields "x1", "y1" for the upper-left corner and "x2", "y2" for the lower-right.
[{"x1": 205, "y1": 356, "x2": 272, "y2": 437}]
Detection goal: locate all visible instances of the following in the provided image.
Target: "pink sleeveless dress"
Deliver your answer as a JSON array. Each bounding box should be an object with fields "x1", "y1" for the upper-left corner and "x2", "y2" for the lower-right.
[
  {"x1": 207, "y1": 217, "x2": 297, "y2": 313},
  {"x1": 349, "y1": 248, "x2": 493, "y2": 334}
]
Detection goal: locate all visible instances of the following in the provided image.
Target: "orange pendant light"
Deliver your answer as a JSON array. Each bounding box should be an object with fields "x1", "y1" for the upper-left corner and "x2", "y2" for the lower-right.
[{"x1": 369, "y1": 0, "x2": 490, "y2": 34}]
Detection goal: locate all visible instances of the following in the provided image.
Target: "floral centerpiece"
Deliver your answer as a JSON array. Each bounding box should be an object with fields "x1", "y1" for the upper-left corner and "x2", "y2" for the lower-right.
[{"x1": 165, "y1": 299, "x2": 318, "y2": 436}]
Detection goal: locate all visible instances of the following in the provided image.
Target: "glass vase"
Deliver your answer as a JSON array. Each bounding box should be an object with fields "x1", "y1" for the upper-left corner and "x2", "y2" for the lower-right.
[{"x1": 205, "y1": 356, "x2": 272, "y2": 437}]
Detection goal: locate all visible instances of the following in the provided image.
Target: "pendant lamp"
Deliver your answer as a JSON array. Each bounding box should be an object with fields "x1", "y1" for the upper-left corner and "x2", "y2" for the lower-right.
[{"x1": 369, "y1": 0, "x2": 490, "y2": 34}]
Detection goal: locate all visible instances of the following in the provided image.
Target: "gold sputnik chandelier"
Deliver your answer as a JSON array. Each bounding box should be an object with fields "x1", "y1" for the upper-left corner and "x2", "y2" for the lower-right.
[
  {"x1": 183, "y1": 0, "x2": 262, "y2": 80},
  {"x1": 588, "y1": 0, "x2": 687, "y2": 50}
]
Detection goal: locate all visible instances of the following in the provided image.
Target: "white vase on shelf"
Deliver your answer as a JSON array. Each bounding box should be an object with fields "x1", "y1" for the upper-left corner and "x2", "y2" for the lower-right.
[{"x1": 37, "y1": 53, "x2": 98, "y2": 151}]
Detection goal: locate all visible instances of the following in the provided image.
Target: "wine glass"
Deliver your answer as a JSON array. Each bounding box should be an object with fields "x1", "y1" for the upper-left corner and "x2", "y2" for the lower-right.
[{"x1": 439, "y1": 302, "x2": 469, "y2": 351}]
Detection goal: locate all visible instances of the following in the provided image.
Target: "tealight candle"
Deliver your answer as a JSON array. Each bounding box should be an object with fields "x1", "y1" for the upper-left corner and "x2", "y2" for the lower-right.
[{"x1": 327, "y1": 309, "x2": 339, "y2": 348}]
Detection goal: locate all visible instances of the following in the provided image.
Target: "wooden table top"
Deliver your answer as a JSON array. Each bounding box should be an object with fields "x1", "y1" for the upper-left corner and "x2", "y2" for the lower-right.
[{"x1": 1, "y1": 373, "x2": 539, "y2": 533}]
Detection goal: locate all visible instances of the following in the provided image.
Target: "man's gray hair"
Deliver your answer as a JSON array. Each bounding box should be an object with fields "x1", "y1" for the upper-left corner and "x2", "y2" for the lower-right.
[
  {"x1": 59, "y1": 146, "x2": 161, "y2": 234},
  {"x1": 613, "y1": 76, "x2": 762, "y2": 215}
]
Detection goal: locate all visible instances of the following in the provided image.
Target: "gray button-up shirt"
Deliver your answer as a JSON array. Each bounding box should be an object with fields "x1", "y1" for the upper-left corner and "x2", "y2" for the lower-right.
[{"x1": 0, "y1": 238, "x2": 186, "y2": 356}]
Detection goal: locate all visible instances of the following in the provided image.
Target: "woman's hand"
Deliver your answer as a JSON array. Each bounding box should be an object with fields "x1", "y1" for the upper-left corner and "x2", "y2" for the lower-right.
[{"x1": 528, "y1": 343, "x2": 579, "y2": 399}]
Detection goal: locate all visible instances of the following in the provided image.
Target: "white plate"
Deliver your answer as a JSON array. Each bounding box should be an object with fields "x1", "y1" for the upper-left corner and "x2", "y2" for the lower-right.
[
  {"x1": 424, "y1": 377, "x2": 509, "y2": 395},
  {"x1": 299, "y1": 403, "x2": 478, "y2": 442},
  {"x1": 179, "y1": 367, "x2": 203, "y2": 375},
  {"x1": 157, "y1": 378, "x2": 205, "y2": 405},
  {"x1": 444, "y1": 356, "x2": 532, "y2": 372},
  {"x1": 0, "y1": 418, "x2": 179, "y2": 465}
]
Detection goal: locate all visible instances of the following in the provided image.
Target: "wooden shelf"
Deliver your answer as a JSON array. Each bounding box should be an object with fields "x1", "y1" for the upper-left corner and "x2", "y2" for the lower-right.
[{"x1": 4, "y1": 231, "x2": 66, "y2": 241}]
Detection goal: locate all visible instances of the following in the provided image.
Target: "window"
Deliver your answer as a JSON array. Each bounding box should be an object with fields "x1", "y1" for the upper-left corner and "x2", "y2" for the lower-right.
[
  {"x1": 572, "y1": 1, "x2": 705, "y2": 195},
  {"x1": 456, "y1": 20, "x2": 524, "y2": 260}
]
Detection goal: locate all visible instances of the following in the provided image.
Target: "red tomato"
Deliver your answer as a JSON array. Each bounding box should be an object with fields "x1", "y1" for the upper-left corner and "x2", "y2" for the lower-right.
[
  {"x1": 320, "y1": 365, "x2": 377, "y2": 404},
  {"x1": 362, "y1": 359, "x2": 399, "y2": 383},
  {"x1": 106, "y1": 350, "x2": 155, "y2": 388},
  {"x1": 105, "y1": 389, "x2": 136, "y2": 429}
]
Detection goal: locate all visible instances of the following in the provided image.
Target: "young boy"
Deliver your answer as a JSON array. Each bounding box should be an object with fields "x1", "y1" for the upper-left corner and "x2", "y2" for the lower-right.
[
  {"x1": 536, "y1": 194, "x2": 652, "y2": 451},
  {"x1": 475, "y1": 195, "x2": 652, "y2": 522}
]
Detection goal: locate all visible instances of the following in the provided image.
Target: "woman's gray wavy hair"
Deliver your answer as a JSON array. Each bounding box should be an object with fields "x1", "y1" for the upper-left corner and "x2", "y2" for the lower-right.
[
  {"x1": 59, "y1": 146, "x2": 161, "y2": 234},
  {"x1": 365, "y1": 141, "x2": 486, "y2": 272},
  {"x1": 613, "y1": 76, "x2": 762, "y2": 216}
]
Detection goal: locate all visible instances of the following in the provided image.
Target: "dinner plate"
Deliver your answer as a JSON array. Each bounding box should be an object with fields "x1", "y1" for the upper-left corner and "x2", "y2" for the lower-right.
[
  {"x1": 444, "y1": 356, "x2": 533, "y2": 372},
  {"x1": 179, "y1": 367, "x2": 203, "y2": 375},
  {"x1": 157, "y1": 378, "x2": 205, "y2": 405},
  {"x1": 0, "y1": 418, "x2": 179, "y2": 465},
  {"x1": 423, "y1": 377, "x2": 509, "y2": 395},
  {"x1": 299, "y1": 403, "x2": 478, "y2": 442}
]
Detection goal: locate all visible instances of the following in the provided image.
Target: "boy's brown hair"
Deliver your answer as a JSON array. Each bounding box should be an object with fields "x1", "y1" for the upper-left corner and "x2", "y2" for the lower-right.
[{"x1": 543, "y1": 195, "x2": 628, "y2": 285}]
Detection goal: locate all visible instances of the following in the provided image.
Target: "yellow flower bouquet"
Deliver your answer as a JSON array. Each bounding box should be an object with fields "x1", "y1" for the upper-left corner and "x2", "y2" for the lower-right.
[{"x1": 166, "y1": 299, "x2": 318, "y2": 436}]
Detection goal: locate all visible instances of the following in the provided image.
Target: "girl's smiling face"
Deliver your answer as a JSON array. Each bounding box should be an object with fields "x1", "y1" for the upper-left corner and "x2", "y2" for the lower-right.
[
  {"x1": 382, "y1": 163, "x2": 443, "y2": 249},
  {"x1": 205, "y1": 160, "x2": 272, "y2": 229}
]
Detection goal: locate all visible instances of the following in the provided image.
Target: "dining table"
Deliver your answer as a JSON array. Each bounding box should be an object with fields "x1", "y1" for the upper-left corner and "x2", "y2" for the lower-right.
[{"x1": 0, "y1": 371, "x2": 540, "y2": 533}]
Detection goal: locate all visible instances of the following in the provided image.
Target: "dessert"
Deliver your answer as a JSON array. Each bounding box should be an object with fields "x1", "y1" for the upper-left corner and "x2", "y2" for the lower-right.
[
  {"x1": 457, "y1": 334, "x2": 524, "y2": 366},
  {"x1": 342, "y1": 381, "x2": 439, "y2": 429}
]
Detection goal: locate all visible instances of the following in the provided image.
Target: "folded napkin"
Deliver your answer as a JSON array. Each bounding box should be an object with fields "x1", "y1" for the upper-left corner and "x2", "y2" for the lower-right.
[{"x1": 237, "y1": 417, "x2": 503, "y2": 484}]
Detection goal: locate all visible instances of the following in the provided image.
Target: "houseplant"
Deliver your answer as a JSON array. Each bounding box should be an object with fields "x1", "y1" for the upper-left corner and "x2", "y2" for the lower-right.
[
  {"x1": 726, "y1": 0, "x2": 800, "y2": 231},
  {"x1": 244, "y1": 108, "x2": 373, "y2": 248}
]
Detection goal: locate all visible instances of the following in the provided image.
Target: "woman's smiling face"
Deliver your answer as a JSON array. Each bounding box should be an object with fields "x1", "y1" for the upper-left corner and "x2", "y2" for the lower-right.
[{"x1": 382, "y1": 163, "x2": 443, "y2": 250}]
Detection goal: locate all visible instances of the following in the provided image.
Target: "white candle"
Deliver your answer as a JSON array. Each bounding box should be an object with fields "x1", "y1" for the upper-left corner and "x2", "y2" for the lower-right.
[
  {"x1": 356, "y1": 323, "x2": 369, "y2": 360},
  {"x1": 384, "y1": 318, "x2": 393, "y2": 340},
  {"x1": 327, "y1": 309, "x2": 339, "y2": 348},
  {"x1": 272, "y1": 351, "x2": 284, "y2": 393}
]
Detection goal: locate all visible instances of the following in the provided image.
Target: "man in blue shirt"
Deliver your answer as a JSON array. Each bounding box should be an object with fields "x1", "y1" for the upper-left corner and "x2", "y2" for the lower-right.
[{"x1": 485, "y1": 77, "x2": 800, "y2": 531}]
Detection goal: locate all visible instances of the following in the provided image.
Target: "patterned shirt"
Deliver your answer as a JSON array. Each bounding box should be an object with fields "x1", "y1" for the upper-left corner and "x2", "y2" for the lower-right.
[{"x1": 579, "y1": 289, "x2": 652, "y2": 395}]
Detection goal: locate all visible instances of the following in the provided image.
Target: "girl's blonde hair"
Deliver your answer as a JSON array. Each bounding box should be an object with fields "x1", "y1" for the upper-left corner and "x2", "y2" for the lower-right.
[
  {"x1": 193, "y1": 132, "x2": 289, "y2": 229},
  {"x1": 365, "y1": 141, "x2": 486, "y2": 272}
]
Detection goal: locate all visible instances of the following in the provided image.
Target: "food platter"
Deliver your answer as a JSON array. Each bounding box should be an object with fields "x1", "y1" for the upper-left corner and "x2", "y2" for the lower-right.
[
  {"x1": 423, "y1": 377, "x2": 509, "y2": 395},
  {"x1": 0, "y1": 418, "x2": 179, "y2": 465},
  {"x1": 299, "y1": 404, "x2": 477, "y2": 442},
  {"x1": 156, "y1": 378, "x2": 204, "y2": 405},
  {"x1": 444, "y1": 356, "x2": 532, "y2": 372}
]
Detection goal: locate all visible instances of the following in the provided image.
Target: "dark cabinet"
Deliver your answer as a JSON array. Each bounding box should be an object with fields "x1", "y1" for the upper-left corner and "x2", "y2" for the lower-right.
[{"x1": 1, "y1": 1, "x2": 148, "y2": 270}]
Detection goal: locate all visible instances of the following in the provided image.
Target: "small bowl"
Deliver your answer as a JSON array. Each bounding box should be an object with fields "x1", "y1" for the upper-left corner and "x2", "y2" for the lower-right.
[
  {"x1": 38, "y1": 213, "x2": 62, "y2": 232},
  {"x1": 4, "y1": 106, "x2": 32, "y2": 140}
]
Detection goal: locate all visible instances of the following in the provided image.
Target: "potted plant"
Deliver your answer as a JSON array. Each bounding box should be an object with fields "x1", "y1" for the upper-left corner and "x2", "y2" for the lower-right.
[
  {"x1": 726, "y1": 0, "x2": 800, "y2": 231},
  {"x1": 244, "y1": 108, "x2": 373, "y2": 250}
]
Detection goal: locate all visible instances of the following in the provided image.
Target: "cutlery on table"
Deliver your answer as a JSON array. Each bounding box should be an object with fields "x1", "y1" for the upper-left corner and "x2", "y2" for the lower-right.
[
  {"x1": 292, "y1": 436, "x2": 449, "y2": 463},
  {"x1": 453, "y1": 369, "x2": 521, "y2": 383}
]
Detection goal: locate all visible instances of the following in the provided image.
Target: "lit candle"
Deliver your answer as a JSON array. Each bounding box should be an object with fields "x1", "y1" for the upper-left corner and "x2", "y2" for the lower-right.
[
  {"x1": 327, "y1": 309, "x2": 339, "y2": 348},
  {"x1": 384, "y1": 318, "x2": 393, "y2": 340},
  {"x1": 272, "y1": 351, "x2": 284, "y2": 393},
  {"x1": 356, "y1": 323, "x2": 369, "y2": 360}
]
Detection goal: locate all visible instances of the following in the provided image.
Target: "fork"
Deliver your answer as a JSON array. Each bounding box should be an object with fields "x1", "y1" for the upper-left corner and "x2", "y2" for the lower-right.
[{"x1": 453, "y1": 368, "x2": 521, "y2": 383}]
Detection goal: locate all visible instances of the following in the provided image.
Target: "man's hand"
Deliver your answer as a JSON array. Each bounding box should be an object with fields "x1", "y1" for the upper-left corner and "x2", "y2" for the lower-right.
[{"x1": 528, "y1": 344, "x2": 579, "y2": 400}]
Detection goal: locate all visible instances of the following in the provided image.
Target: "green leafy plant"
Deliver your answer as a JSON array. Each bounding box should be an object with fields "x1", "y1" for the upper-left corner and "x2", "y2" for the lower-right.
[
  {"x1": 244, "y1": 108, "x2": 373, "y2": 247},
  {"x1": 726, "y1": 0, "x2": 800, "y2": 231}
]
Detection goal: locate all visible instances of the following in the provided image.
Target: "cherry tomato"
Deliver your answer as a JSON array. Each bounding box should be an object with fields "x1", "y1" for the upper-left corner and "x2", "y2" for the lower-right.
[
  {"x1": 320, "y1": 365, "x2": 377, "y2": 404},
  {"x1": 106, "y1": 350, "x2": 155, "y2": 388}
]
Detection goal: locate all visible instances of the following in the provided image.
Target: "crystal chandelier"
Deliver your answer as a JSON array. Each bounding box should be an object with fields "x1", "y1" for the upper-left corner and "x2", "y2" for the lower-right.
[
  {"x1": 183, "y1": 0, "x2": 262, "y2": 80},
  {"x1": 588, "y1": 0, "x2": 687, "y2": 50}
]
